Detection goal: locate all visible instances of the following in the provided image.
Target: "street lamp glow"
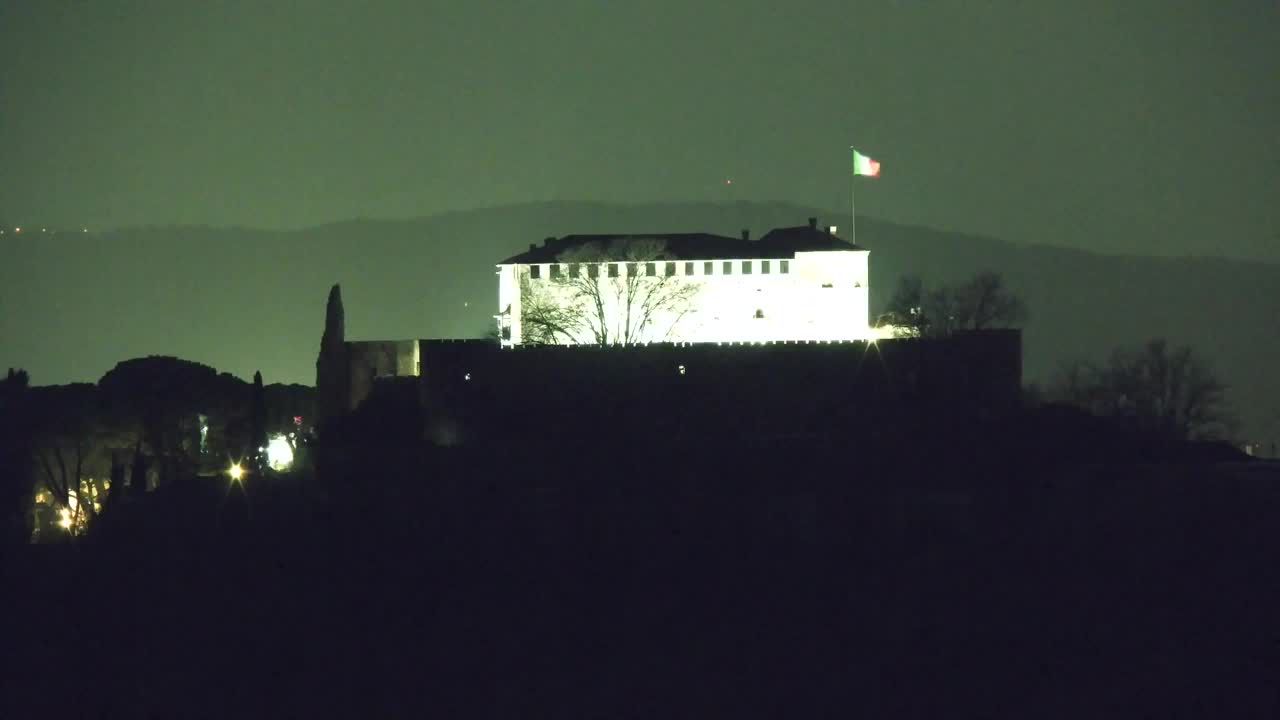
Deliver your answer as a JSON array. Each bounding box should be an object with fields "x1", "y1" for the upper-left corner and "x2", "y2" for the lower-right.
[{"x1": 228, "y1": 462, "x2": 245, "y2": 481}]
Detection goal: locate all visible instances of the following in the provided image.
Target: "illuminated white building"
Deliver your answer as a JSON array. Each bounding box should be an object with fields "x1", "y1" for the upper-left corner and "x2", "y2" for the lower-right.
[{"x1": 496, "y1": 218, "x2": 881, "y2": 346}]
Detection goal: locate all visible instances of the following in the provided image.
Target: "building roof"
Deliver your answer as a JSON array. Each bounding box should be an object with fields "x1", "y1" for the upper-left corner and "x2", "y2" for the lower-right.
[{"x1": 498, "y1": 220, "x2": 862, "y2": 264}]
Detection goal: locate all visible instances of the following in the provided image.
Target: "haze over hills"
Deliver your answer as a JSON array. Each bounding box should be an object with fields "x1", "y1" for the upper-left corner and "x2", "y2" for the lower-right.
[{"x1": 3, "y1": 201, "x2": 1277, "y2": 440}]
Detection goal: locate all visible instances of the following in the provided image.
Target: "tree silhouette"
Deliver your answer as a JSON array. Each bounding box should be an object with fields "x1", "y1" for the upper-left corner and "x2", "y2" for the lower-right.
[
  {"x1": 1052, "y1": 338, "x2": 1234, "y2": 442},
  {"x1": 520, "y1": 238, "x2": 700, "y2": 345},
  {"x1": 251, "y1": 370, "x2": 267, "y2": 466},
  {"x1": 0, "y1": 368, "x2": 35, "y2": 544},
  {"x1": 316, "y1": 284, "x2": 349, "y2": 424},
  {"x1": 129, "y1": 442, "x2": 148, "y2": 496},
  {"x1": 881, "y1": 272, "x2": 1027, "y2": 338}
]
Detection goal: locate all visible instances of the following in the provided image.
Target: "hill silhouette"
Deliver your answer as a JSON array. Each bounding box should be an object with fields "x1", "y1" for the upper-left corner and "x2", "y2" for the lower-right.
[{"x1": 4, "y1": 201, "x2": 1277, "y2": 439}]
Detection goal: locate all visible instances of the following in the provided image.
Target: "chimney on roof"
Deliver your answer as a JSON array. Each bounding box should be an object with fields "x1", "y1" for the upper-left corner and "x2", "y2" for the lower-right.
[
  {"x1": 528, "y1": 243, "x2": 537, "y2": 252},
  {"x1": 807, "y1": 217, "x2": 817, "y2": 229},
  {"x1": 741, "y1": 229, "x2": 750, "y2": 241},
  {"x1": 543, "y1": 236, "x2": 555, "y2": 247}
]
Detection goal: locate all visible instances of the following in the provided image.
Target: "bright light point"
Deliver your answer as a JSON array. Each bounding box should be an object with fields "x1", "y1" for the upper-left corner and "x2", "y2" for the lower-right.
[
  {"x1": 829, "y1": 226, "x2": 837, "y2": 234},
  {"x1": 229, "y1": 462, "x2": 245, "y2": 481},
  {"x1": 678, "y1": 365, "x2": 686, "y2": 375},
  {"x1": 464, "y1": 372, "x2": 471, "y2": 381},
  {"x1": 266, "y1": 435, "x2": 294, "y2": 471},
  {"x1": 725, "y1": 179, "x2": 732, "y2": 184},
  {"x1": 14, "y1": 227, "x2": 19, "y2": 233}
]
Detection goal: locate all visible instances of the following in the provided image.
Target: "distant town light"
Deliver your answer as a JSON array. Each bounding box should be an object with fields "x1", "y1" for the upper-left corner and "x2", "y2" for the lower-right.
[
  {"x1": 266, "y1": 435, "x2": 294, "y2": 471},
  {"x1": 14, "y1": 227, "x2": 20, "y2": 233},
  {"x1": 228, "y1": 462, "x2": 245, "y2": 482},
  {"x1": 829, "y1": 226, "x2": 837, "y2": 234}
]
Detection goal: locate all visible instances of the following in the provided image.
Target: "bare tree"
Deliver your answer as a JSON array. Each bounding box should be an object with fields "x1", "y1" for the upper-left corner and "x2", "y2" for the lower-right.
[
  {"x1": 28, "y1": 389, "x2": 126, "y2": 536},
  {"x1": 879, "y1": 275, "x2": 929, "y2": 337},
  {"x1": 521, "y1": 238, "x2": 700, "y2": 345},
  {"x1": 880, "y1": 271, "x2": 1026, "y2": 338},
  {"x1": 519, "y1": 271, "x2": 585, "y2": 345},
  {"x1": 950, "y1": 271, "x2": 1028, "y2": 331},
  {"x1": 1050, "y1": 338, "x2": 1234, "y2": 441}
]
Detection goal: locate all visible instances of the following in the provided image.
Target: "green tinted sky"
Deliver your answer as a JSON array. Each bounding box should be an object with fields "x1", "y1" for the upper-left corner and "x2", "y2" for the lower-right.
[{"x1": 2, "y1": 1, "x2": 1277, "y2": 259}]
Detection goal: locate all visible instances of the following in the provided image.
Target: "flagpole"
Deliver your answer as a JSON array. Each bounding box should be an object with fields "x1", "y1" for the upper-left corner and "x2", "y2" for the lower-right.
[{"x1": 849, "y1": 146, "x2": 856, "y2": 245}]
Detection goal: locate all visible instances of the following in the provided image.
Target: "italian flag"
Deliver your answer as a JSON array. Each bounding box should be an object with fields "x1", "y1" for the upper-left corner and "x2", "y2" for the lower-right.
[{"x1": 852, "y1": 149, "x2": 881, "y2": 177}]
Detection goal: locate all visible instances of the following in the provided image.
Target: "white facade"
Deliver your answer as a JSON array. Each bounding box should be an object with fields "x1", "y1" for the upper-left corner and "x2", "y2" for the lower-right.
[{"x1": 497, "y1": 248, "x2": 876, "y2": 346}]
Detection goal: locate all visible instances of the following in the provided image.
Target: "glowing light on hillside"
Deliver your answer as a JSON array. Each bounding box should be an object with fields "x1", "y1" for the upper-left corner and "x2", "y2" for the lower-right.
[
  {"x1": 266, "y1": 435, "x2": 294, "y2": 471},
  {"x1": 228, "y1": 462, "x2": 245, "y2": 482},
  {"x1": 57, "y1": 491, "x2": 82, "y2": 532}
]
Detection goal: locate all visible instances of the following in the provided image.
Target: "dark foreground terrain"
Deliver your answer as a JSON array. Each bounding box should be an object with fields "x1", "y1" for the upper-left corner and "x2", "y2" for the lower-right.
[{"x1": 5, "y1": 409, "x2": 1278, "y2": 717}]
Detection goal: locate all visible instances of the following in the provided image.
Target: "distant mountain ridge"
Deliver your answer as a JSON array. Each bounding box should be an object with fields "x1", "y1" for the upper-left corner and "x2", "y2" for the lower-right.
[{"x1": 5, "y1": 201, "x2": 1277, "y2": 441}]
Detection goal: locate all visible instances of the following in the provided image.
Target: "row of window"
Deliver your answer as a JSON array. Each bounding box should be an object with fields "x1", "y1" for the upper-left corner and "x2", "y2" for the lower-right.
[{"x1": 529, "y1": 259, "x2": 791, "y2": 280}]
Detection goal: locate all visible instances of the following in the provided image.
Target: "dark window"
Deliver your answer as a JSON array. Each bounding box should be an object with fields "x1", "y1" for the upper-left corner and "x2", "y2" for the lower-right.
[
  {"x1": 588, "y1": 264, "x2": 600, "y2": 278},
  {"x1": 645, "y1": 262, "x2": 656, "y2": 276},
  {"x1": 608, "y1": 264, "x2": 619, "y2": 278},
  {"x1": 684, "y1": 261, "x2": 694, "y2": 275},
  {"x1": 665, "y1": 261, "x2": 676, "y2": 276},
  {"x1": 822, "y1": 283, "x2": 833, "y2": 288},
  {"x1": 704, "y1": 261, "x2": 714, "y2": 275},
  {"x1": 550, "y1": 264, "x2": 561, "y2": 279},
  {"x1": 627, "y1": 262, "x2": 638, "y2": 276},
  {"x1": 501, "y1": 327, "x2": 511, "y2": 340},
  {"x1": 761, "y1": 260, "x2": 771, "y2": 274},
  {"x1": 742, "y1": 260, "x2": 752, "y2": 274},
  {"x1": 754, "y1": 309, "x2": 765, "y2": 319},
  {"x1": 569, "y1": 264, "x2": 580, "y2": 278},
  {"x1": 723, "y1": 261, "x2": 733, "y2": 275},
  {"x1": 780, "y1": 260, "x2": 790, "y2": 274},
  {"x1": 530, "y1": 265, "x2": 541, "y2": 280}
]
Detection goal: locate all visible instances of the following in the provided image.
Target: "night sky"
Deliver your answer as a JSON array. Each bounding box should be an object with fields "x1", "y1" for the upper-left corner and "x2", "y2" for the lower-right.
[{"x1": 3, "y1": 1, "x2": 1276, "y2": 259}]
